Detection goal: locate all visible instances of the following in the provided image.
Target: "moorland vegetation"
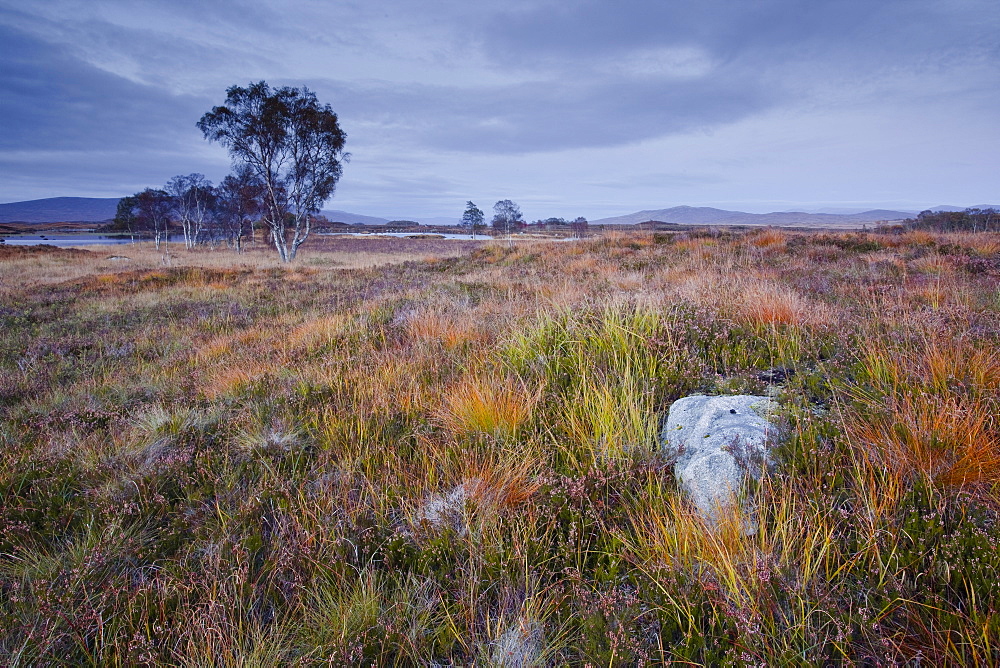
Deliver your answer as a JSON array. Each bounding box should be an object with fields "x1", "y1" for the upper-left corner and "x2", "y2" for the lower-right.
[{"x1": 1, "y1": 227, "x2": 999, "y2": 665}]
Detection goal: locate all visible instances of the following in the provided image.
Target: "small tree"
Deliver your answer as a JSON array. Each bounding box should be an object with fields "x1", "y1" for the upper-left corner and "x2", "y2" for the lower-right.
[
  {"x1": 198, "y1": 81, "x2": 348, "y2": 262},
  {"x1": 120, "y1": 189, "x2": 172, "y2": 250},
  {"x1": 166, "y1": 174, "x2": 215, "y2": 249},
  {"x1": 112, "y1": 195, "x2": 138, "y2": 240},
  {"x1": 492, "y1": 199, "x2": 523, "y2": 237},
  {"x1": 461, "y1": 201, "x2": 485, "y2": 238},
  {"x1": 216, "y1": 167, "x2": 265, "y2": 253},
  {"x1": 571, "y1": 216, "x2": 589, "y2": 239},
  {"x1": 138, "y1": 189, "x2": 173, "y2": 250}
]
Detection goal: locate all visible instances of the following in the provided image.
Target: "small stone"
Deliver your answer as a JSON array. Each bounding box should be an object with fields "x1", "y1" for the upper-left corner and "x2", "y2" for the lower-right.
[{"x1": 757, "y1": 366, "x2": 795, "y2": 384}]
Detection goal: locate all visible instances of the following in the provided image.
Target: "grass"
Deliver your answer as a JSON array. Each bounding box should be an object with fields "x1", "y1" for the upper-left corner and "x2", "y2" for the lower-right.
[{"x1": 1, "y1": 229, "x2": 999, "y2": 664}]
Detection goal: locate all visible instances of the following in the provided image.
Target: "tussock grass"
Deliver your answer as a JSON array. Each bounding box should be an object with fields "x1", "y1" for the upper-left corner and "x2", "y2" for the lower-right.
[
  {"x1": 2, "y1": 231, "x2": 999, "y2": 664},
  {"x1": 438, "y1": 373, "x2": 539, "y2": 439}
]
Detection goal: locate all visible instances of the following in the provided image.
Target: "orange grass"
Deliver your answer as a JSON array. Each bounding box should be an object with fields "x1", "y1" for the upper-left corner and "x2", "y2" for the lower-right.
[
  {"x1": 733, "y1": 279, "x2": 831, "y2": 327},
  {"x1": 852, "y1": 335, "x2": 1000, "y2": 488},
  {"x1": 849, "y1": 392, "x2": 1000, "y2": 488},
  {"x1": 438, "y1": 373, "x2": 539, "y2": 438},
  {"x1": 748, "y1": 228, "x2": 787, "y2": 249}
]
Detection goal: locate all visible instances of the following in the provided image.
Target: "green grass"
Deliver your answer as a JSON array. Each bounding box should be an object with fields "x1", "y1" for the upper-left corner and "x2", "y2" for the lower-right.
[{"x1": 1, "y1": 230, "x2": 999, "y2": 665}]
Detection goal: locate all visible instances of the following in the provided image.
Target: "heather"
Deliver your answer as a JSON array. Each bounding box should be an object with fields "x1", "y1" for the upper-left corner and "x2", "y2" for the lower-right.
[{"x1": 1, "y1": 229, "x2": 998, "y2": 665}]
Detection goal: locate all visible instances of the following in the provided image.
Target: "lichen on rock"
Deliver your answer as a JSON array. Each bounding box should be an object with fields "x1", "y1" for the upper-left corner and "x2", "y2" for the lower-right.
[{"x1": 661, "y1": 394, "x2": 779, "y2": 525}]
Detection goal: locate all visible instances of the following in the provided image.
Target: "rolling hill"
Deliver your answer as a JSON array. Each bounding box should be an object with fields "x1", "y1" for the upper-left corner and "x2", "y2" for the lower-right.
[
  {"x1": 590, "y1": 206, "x2": 915, "y2": 227},
  {"x1": 0, "y1": 197, "x2": 120, "y2": 223}
]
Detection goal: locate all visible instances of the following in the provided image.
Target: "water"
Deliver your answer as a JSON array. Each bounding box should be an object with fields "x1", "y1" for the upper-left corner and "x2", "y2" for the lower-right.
[
  {"x1": 320, "y1": 232, "x2": 486, "y2": 240},
  {"x1": 0, "y1": 234, "x2": 138, "y2": 247},
  {"x1": 320, "y1": 232, "x2": 578, "y2": 241}
]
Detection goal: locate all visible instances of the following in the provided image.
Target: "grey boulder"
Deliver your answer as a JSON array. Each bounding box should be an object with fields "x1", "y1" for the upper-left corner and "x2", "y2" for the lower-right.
[{"x1": 661, "y1": 394, "x2": 778, "y2": 524}]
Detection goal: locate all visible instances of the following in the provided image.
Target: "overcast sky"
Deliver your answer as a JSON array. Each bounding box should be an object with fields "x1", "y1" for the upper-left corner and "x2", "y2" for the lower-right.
[{"x1": 2, "y1": 0, "x2": 998, "y2": 220}]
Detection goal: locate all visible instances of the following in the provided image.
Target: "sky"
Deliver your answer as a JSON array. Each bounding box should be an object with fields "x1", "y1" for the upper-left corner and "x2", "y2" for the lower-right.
[{"x1": 1, "y1": 0, "x2": 998, "y2": 221}]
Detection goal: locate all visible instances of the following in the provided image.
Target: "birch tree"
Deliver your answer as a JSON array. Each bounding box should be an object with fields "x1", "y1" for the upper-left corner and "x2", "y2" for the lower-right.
[
  {"x1": 166, "y1": 174, "x2": 214, "y2": 249},
  {"x1": 197, "y1": 82, "x2": 348, "y2": 262}
]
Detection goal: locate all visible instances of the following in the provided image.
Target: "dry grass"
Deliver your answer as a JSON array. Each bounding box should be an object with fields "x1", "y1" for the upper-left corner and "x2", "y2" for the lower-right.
[
  {"x1": 747, "y1": 227, "x2": 787, "y2": 249},
  {"x1": 3, "y1": 228, "x2": 1000, "y2": 664},
  {"x1": 732, "y1": 278, "x2": 832, "y2": 327},
  {"x1": 850, "y1": 392, "x2": 1000, "y2": 488},
  {"x1": 438, "y1": 372, "x2": 540, "y2": 439},
  {"x1": 404, "y1": 306, "x2": 485, "y2": 350},
  {"x1": 0, "y1": 236, "x2": 494, "y2": 292},
  {"x1": 850, "y1": 334, "x2": 1000, "y2": 489}
]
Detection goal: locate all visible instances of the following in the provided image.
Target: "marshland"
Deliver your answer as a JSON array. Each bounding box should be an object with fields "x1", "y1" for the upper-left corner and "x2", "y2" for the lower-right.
[{"x1": 1, "y1": 226, "x2": 998, "y2": 665}]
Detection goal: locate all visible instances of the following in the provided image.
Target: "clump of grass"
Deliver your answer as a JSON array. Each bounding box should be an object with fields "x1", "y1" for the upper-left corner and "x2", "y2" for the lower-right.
[
  {"x1": 849, "y1": 332, "x2": 1000, "y2": 489},
  {"x1": 732, "y1": 278, "x2": 831, "y2": 327},
  {"x1": 438, "y1": 372, "x2": 539, "y2": 439},
  {"x1": 747, "y1": 227, "x2": 787, "y2": 249},
  {"x1": 850, "y1": 392, "x2": 1000, "y2": 488}
]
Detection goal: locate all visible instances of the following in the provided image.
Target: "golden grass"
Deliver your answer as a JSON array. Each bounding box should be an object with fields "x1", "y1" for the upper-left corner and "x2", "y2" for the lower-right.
[
  {"x1": 0, "y1": 237, "x2": 490, "y2": 293},
  {"x1": 909, "y1": 253, "x2": 955, "y2": 275},
  {"x1": 732, "y1": 278, "x2": 832, "y2": 327},
  {"x1": 748, "y1": 228, "x2": 787, "y2": 249},
  {"x1": 405, "y1": 307, "x2": 484, "y2": 350},
  {"x1": 622, "y1": 477, "x2": 839, "y2": 628},
  {"x1": 286, "y1": 313, "x2": 354, "y2": 351},
  {"x1": 5, "y1": 226, "x2": 1000, "y2": 663},
  {"x1": 438, "y1": 373, "x2": 539, "y2": 438}
]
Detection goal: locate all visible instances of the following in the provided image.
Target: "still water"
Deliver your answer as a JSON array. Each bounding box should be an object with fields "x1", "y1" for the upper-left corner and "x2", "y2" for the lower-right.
[
  {"x1": 0, "y1": 234, "x2": 138, "y2": 247},
  {"x1": 320, "y1": 232, "x2": 485, "y2": 240}
]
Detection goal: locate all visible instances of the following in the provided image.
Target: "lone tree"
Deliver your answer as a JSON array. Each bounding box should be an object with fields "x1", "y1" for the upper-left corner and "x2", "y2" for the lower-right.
[
  {"x1": 197, "y1": 81, "x2": 348, "y2": 262},
  {"x1": 461, "y1": 201, "x2": 484, "y2": 237},
  {"x1": 492, "y1": 199, "x2": 523, "y2": 237}
]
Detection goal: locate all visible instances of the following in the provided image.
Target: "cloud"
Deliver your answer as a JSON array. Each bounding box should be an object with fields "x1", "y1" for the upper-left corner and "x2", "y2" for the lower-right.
[
  {"x1": 0, "y1": 23, "x2": 211, "y2": 152},
  {"x1": 0, "y1": 0, "x2": 997, "y2": 211},
  {"x1": 323, "y1": 63, "x2": 776, "y2": 155}
]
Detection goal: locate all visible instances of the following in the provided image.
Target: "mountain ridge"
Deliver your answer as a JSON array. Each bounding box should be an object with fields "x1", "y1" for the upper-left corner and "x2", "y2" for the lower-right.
[
  {"x1": 2, "y1": 197, "x2": 996, "y2": 227},
  {"x1": 590, "y1": 206, "x2": 916, "y2": 227},
  {"x1": 0, "y1": 197, "x2": 121, "y2": 223}
]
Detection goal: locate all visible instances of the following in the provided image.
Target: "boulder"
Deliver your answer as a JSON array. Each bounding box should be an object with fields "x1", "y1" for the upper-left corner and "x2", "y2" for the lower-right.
[{"x1": 661, "y1": 394, "x2": 778, "y2": 524}]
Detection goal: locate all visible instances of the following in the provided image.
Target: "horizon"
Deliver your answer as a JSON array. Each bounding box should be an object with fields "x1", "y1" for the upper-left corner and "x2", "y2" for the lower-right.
[
  {"x1": 2, "y1": 195, "x2": 998, "y2": 224},
  {"x1": 2, "y1": 1, "x2": 998, "y2": 221}
]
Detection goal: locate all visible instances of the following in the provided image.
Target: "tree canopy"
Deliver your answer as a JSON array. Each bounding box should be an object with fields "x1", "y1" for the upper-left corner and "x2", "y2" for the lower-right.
[
  {"x1": 461, "y1": 201, "x2": 484, "y2": 231},
  {"x1": 492, "y1": 199, "x2": 523, "y2": 235},
  {"x1": 197, "y1": 81, "x2": 348, "y2": 262},
  {"x1": 116, "y1": 188, "x2": 172, "y2": 249}
]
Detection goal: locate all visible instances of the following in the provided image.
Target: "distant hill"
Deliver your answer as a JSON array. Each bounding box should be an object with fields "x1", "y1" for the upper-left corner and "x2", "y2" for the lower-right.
[
  {"x1": 5, "y1": 197, "x2": 993, "y2": 228},
  {"x1": 591, "y1": 205, "x2": 915, "y2": 227},
  {"x1": 320, "y1": 209, "x2": 389, "y2": 225},
  {"x1": 0, "y1": 198, "x2": 390, "y2": 226},
  {"x1": 0, "y1": 197, "x2": 120, "y2": 223},
  {"x1": 930, "y1": 204, "x2": 1000, "y2": 213}
]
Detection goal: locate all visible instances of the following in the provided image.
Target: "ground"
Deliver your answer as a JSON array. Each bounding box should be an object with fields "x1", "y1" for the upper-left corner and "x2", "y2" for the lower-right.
[{"x1": 1, "y1": 229, "x2": 998, "y2": 665}]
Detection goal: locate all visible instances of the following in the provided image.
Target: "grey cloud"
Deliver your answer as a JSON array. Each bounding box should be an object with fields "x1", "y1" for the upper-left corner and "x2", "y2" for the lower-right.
[
  {"x1": 478, "y1": 0, "x2": 997, "y2": 62},
  {"x1": 1, "y1": 0, "x2": 996, "y2": 212},
  {"x1": 326, "y1": 64, "x2": 775, "y2": 154},
  {"x1": 0, "y1": 24, "x2": 210, "y2": 152}
]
